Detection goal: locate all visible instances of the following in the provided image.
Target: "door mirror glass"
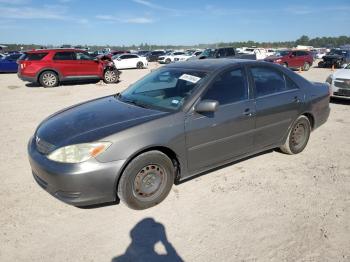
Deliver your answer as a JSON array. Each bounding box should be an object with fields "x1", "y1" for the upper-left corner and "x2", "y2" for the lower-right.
[{"x1": 195, "y1": 100, "x2": 219, "y2": 113}]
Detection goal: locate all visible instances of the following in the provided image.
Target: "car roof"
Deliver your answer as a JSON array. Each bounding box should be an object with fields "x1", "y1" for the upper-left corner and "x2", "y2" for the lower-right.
[
  {"x1": 26, "y1": 48, "x2": 85, "y2": 53},
  {"x1": 165, "y1": 58, "x2": 254, "y2": 71}
]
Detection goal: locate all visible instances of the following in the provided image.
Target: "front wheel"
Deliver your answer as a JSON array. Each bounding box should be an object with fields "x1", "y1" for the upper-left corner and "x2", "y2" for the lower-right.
[
  {"x1": 303, "y1": 62, "x2": 310, "y2": 71},
  {"x1": 280, "y1": 115, "x2": 311, "y2": 155},
  {"x1": 136, "y1": 61, "x2": 144, "y2": 69},
  {"x1": 118, "y1": 151, "x2": 175, "y2": 210},
  {"x1": 103, "y1": 70, "x2": 119, "y2": 84}
]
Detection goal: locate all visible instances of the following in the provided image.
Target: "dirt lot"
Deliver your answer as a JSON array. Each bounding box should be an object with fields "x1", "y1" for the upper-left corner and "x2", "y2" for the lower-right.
[{"x1": 0, "y1": 63, "x2": 349, "y2": 262}]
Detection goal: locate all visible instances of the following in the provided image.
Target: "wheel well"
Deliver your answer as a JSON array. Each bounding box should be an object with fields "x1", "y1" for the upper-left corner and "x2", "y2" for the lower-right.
[
  {"x1": 303, "y1": 113, "x2": 315, "y2": 130},
  {"x1": 115, "y1": 146, "x2": 181, "y2": 196}
]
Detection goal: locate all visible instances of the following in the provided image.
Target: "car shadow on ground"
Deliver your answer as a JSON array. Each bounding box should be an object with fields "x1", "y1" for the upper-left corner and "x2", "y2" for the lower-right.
[
  {"x1": 330, "y1": 97, "x2": 350, "y2": 105},
  {"x1": 25, "y1": 80, "x2": 121, "y2": 88},
  {"x1": 111, "y1": 218, "x2": 184, "y2": 262}
]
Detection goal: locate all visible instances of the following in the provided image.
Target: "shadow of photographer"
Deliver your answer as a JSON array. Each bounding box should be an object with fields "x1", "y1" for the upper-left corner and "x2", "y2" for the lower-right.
[{"x1": 112, "y1": 217, "x2": 183, "y2": 262}]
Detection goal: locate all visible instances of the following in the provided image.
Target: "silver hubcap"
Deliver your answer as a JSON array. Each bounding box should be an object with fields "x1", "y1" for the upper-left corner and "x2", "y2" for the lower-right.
[
  {"x1": 304, "y1": 63, "x2": 309, "y2": 70},
  {"x1": 42, "y1": 73, "x2": 56, "y2": 87},
  {"x1": 137, "y1": 62, "x2": 143, "y2": 68},
  {"x1": 104, "y1": 70, "x2": 116, "y2": 82},
  {"x1": 133, "y1": 164, "x2": 166, "y2": 201},
  {"x1": 291, "y1": 123, "x2": 306, "y2": 148}
]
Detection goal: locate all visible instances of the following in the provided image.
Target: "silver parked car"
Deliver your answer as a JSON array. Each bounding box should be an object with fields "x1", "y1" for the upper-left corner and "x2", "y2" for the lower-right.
[{"x1": 28, "y1": 59, "x2": 330, "y2": 210}]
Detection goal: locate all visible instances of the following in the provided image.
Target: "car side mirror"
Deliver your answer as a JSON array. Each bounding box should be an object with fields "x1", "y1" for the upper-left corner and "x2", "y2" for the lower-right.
[{"x1": 195, "y1": 100, "x2": 219, "y2": 113}]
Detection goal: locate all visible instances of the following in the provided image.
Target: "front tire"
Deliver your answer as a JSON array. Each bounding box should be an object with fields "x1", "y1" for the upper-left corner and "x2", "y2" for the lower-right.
[
  {"x1": 103, "y1": 70, "x2": 119, "y2": 84},
  {"x1": 303, "y1": 62, "x2": 310, "y2": 71},
  {"x1": 39, "y1": 71, "x2": 59, "y2": 88},
  {"x1": 280, "y1": 115, "x2": 311, "y2": 155},
  {"x1": 165, "y1": 58, "x2": 171, "y2": 64},
  {"x1": 136, "y1": 61, "x2": 144, "y2": 69},
  {"x1": 118, "y1": 151, "x2": 175, "y2": 210}
]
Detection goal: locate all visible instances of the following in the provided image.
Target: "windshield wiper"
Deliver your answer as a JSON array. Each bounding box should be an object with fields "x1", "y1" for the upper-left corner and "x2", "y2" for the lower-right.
[{"x1": 118, "y1": 95, "x2": 149, "y2": 109}]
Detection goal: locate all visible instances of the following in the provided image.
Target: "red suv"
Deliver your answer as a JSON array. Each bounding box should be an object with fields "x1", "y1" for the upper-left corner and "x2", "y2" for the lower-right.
[
  {"x1": 18, "y1": 49, "x2": 120, "y2": 88},
  {"x1": 264, "y1": 50, "x2": 313, "y2": 71}
]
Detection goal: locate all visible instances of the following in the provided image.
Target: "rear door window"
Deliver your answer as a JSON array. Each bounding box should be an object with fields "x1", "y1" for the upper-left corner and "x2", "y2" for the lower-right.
[
  {"x1": 53, "y1": 52, "x2": 76, "y2": 60},
  {"x1": 250, "y1": 66, "x2": 294, "y2": 97}
]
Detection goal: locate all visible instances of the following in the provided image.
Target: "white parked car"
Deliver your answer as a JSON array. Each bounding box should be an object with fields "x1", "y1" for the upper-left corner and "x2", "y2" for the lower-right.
[
  {"x1": 238, "y1": 47, "x2": 268, "y2": 60},
  {"x1": 112, "y1": 54, "x2": 148, "y2": 69},
  {"x1": 158, "y1": 51, "x2": 185, "y2": 64},
  {"x1": 326, "y1": 64, "x2": 350, "y2": 99},
  {"x1": 173, "y1": 51, "x2": 203, "y2": 62}
]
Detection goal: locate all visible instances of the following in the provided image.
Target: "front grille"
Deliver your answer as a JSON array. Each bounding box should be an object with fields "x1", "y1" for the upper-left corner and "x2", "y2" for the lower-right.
[
  {"x1": 334, "y1": 89, "x2": 350, "y2": 97},
  {"x1": 36, "y1": 136, "x2": 55, "y2": 154},
  {"x1": 334, "y1": 78, "x2": 350, "y2": 89}
]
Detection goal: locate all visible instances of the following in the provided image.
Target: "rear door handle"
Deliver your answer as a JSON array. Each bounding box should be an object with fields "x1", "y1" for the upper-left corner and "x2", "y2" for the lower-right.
[{"x1": 243, "y1": 108, "x2": 254, "y2": 117}]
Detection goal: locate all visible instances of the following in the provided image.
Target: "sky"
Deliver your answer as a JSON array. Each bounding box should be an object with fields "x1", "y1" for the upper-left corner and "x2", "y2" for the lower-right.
[{"x1": 0, "y1": 0, "x2": 349, "y2": 46}]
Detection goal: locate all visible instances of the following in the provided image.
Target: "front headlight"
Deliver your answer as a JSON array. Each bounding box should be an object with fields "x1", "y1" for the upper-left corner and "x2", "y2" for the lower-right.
[
  {"x1": 47, "y1": 142, "x2": 111, "y2": 163},
  {"x1": 275, "y1": 59, "x2": 282, "y2": 63},
  {"x1": 326, "y1": 75, "x2": 333, "y2": 85}
]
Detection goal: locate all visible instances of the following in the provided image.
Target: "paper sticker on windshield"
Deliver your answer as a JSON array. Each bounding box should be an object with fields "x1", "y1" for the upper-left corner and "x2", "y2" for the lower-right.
[{"x1": 179, "y1": 74, "x2": 201, "y2": 84}]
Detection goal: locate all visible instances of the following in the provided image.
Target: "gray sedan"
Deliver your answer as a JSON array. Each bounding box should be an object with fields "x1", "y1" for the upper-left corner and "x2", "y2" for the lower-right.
[{"x1": 28, "y1": 59, "x2": 330, "y2": 210}]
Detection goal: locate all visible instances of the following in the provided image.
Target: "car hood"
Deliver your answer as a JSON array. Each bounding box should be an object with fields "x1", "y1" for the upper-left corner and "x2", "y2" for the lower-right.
[
  {"x1": 35, "y1": 96, "x2": 168, "y2": 148},
  {"x1": 323, "y1": 54, "x2": 342, "y2": 60},
  {"x1": 264, "y1": 55, "x2": 282, "y2": 60},
  {"x1": 333, "y1": 69, "x2": 350, "y2": 79}
]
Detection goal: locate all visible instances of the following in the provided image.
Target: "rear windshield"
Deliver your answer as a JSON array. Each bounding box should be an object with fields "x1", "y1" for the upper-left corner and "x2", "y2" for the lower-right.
[{"x1": 23, "y1": 53, "x2": 48, "y2": 61}]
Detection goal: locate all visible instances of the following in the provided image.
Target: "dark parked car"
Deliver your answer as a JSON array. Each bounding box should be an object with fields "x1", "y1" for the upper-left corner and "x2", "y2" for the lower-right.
[
  {"x1": 0, "y1": 53, "x2": 23, "y2": 73},
  {"x1": 318, "y1": 49, "x2": 350, "y2": 68},
  {"x1": 28, "y1": 59, "x2": 330, "y2": 210},
  {"x1": 190, "y1": 47, "x2": 236, "y2": 60},
  {"x1": 264, "y1": 50, "x2": 314, "y2": 71},
  {"x1": 145, "y1": 51, "x2": 166, "y2": 62},
  {"x1": 17, "y1": 49, "x2": 120, "y2": 87}
]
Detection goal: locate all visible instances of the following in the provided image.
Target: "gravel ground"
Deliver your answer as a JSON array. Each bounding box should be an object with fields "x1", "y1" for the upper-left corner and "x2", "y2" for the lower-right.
[{"x1": 0, "y1": 62, "x2": 349, "y2": 262}]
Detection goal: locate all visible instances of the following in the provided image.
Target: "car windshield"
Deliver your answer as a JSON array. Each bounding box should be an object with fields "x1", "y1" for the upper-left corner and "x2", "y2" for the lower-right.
[
  {"x1": 118, "y1": 68, "x2": 208, "y2": 112},
  {"x1": 275, "y1": 50, "x2": 290, "y2": 57},
  {"x1": 329, "y1": 50, "x2": 346, "y2": 56}
]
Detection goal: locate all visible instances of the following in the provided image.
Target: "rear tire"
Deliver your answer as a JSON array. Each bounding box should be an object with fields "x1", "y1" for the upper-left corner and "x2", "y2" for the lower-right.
[
  {"x1": 280, "y1": 115, "x2": 311, "y2": 155},
  {"x1": 39, "y1": 71, "x2": 59, "y2": 88},
  {"x1": 118, "y1": 151, "x2": 175, "y2": 210}
]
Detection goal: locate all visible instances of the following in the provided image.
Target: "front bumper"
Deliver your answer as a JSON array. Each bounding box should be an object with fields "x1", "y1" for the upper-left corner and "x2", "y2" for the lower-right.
[
  {"x1": 28, "y1": 137, "x2": 125, "y2": 207},
  {"x1": 330, "y1": 84, "x2": 350, "y2": 99}
]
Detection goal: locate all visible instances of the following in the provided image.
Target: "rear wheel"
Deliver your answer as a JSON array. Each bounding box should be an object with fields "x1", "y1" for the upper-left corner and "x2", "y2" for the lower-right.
[
  {"x1": 118, "y1": 151, "x2": 175, "y2": 210},
  {"x1": 136, "y1": 61, "x2": 144, "y2": 69},
  {"x1": 280, "y1": 115, "x2": 311, "y2": 155},
  {"x1": 103, "y1": 70, "x2": 119, "y2": 84},
  {"x1": 165, "y1": 58, "x2": 171, "y2": 64},
  {"x1": 39, "y1": 71, "x2": 59, "y2": 88},
  {"x1": 303, "y1": 62, "x2": 310, "y2": 71}
]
